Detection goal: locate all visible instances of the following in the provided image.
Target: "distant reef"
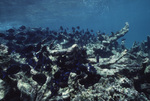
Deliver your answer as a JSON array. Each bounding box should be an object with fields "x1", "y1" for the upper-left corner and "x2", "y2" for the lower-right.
[{"x1": 0, "y1": 23, "x2": 150, "y2": 101}]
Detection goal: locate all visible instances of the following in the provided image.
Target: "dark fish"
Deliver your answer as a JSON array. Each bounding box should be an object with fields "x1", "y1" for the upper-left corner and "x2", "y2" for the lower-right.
[
  {"x1": 34, "y1": 64, "x2": 42, "y2": 70},
  {"x1": 19, "y1": 25, "x2": 26, "y2": 30},
  {"x1": 88, "y1": 63, "x2": 96, "y2": 74},
  {"x1": 97, "y1": 30, "x2": 101, "y2": 33},
  {"x1": 36, "y1": 29, "x2": 43, "y2": 35},
  {"x1": 27, "y1": 58, "x2": 37, "y2": 67},
  {"x1": 44, "y1": 65, "x2": 52, "y2": 71},
  {"x1": 18, "y1": 32, "x2": 26, "y2": 35},
  {"x1": 58, "y1": 82, "x2": 68, "y2": 88},
  {"x1": 36, "y1": 52, "x2": 43, "y2": 59},
  {"x1": 45, "y1": 57, "x2": 53, "y2": 65},
  {"x1": 96, "y1": 54, "x2": 99, "y2": 63},
  {"x1": 54, "y1": 71, "x2": 61, "y2": 79},
  {"x1": 35, "y1": 42, "x2": 42, "y2": 52},
  {"x1": 81, "y1": 29, "x2": 84, "y2": 33},
  {"x1": 101, "y1": 32, "x2": 105, "y2": 35},
  {"x1": 66, "y1": 27, "x2": 69, "y2": 30},
  {"x1": 21, "y1": 64, "x2": 31, "y2": 72},
  {"x1": 64, "y1": 29, "x2": 67, "y2": 35},
  {"x1": 0, "y1": 33, "x2": 5, "y2": 37},
  {"x1": 53, "y1": 32, "x2": 57, "y2": 35},
  {"x1": 41, "y1": 55, "x2": 47, "y2": 65},
  {"x1": 121, "y1": 38, "x2": 126, "y2": 41},
  {"x1": 49, "y1": 40, "x2": 55, "y2": 49},
  {"x1": 4, "y1": 35, "x2": 15, "y2": 40},
  {"x1": 16, "y1": 40, "x2": 23, "y2": 44},
  {"x1": 23, "y1": 45, "x2": 34, "y2": 53},
  {"x1": 86, "y1": 28, "x2": 89, "y2": 32},
  {"x1": 91, "y1": 29, "x2": 94, "y2": 32},
  {"x1": 72, "y1": 27, "x2": 75, "y2": 32},
  {"x1": 25, "y1": 52, "x2": 34, "y2": 59},
  {"x1": 41, "y1": 45, "x2": 47, "y2": 52},
  {"x1": 6, "y1": 28, "x2": 15, "y2": 33},
  {"x1": 32, "y1": 74, "x2": 46, "y2": 85},
  {"x1": 2, "y1": 64, "x2": 21, "y2": 78},
  {"x1": 7, "y1": 65, "x2": 21, "y2": 74},
  {"x1": 79, "y1": 64, "x2": 87, "y2": 72},
  {"x1": 57, "y1": 35, "x2": 63, "y2": 40},
  {"x1": 147, "y1": 36, "x2": 150, "y2": 43},
  {"x1": 46, "y1": 27, "x2": 49, "y2": 31},
  {"x1": 77, "y1": 26, "x2": 80, "y2": 30},
  {"x1": 116, "y1": 31, "x2": 120, "y2": 34},
  {"x1": 16, "y1": 36, "x2": 26, "y2": 41},
  {"x1": 60, "y1": 26, "x2": 63, "y2": 30},
  {"x1": 50, "y1": 85, "x2": 59, "y2": 98},
  {"x1": 111, "y1": 32, "x2": 114, "y2": 36}
]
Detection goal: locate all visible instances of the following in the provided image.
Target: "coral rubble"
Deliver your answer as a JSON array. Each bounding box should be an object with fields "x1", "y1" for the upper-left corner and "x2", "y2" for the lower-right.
[{"x1": 0, "y1": 22, "x2": 150, "y2": 101}]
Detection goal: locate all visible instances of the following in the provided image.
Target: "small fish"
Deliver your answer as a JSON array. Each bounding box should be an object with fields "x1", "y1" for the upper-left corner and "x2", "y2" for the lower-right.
[
  {"x1": 76, "y1": 62, "x2": 81, "y2": 66},
  {"x1": 4, "y1": 35, "x2": 15, "y2": 40},
  {"x1": 79, "y1": 64, "x2": 87, "y2": 72},
  {"x1": 34, "y1": 64, "x2": 42, "y2": 70},
  {"x1": 16, "y1": 36, "x2": 26, "y2": 41},
  {"x1": 111, "y1": 32, "x2": 114, "y2": 36},
  {"x1": 66, "y1": 27, "x2": 69, "y2": 30},
  {"x1": 58, "y1": 82, "x2": 68, "y2": 88},
  {"x1": 36, "y1": 52, "x2": 43, "y2": 59},
  {"x1": 34, "y1": 42, "x2": 42, "y2": 52},
  {"x1": 27, "y1": 58, "x2": 37, "y2": 67},
  {"x1": 72, "y1": 27, "x2": 75, "y2": 32},
  {"x1": 101, "y1": 32, "x2": 105, "y2": 35},
  {"x1": 43, "y1": 65, "x2": 52, "y2": 71},
  {"x1": 16, "y1": 40, "x2": 23, "y2": 44},
  {"x1": 88, "y1": 63, "x2": 96, "y2": 73},
  {"x1": 121, "y1": 38, "x2": 126, "y2": 41},
  {"x1": 23, "y1": 45, "x2": 34, "y2": 53},
  {"x1": 77, "y1": 26, "x2": 80, "y2": 30},
  {"x1": 86, "y1": 28, "x2": 89, "y2": 32},
  {"x1": 53, "y1": 32, "x2": 57, "y2": 35},
  {"x1": 25, "y1": 52, "x2": 34, "y2": 59},
  {"x1": 32, "y1": 74, "x2": 46, "y2": 85},
  {"x1": 2, "y1": 64, "x2": 21, "y2": 78},
  {"x1": 64, "y1": 29, "x2": 67, "y2": 35},
  {"x1": 81, "y1": 29, "x2": 84, "y2": 33},
  {"x1": 45, "y1": 58, "x2": 53, "y2": 65},
  {"x1": 54, "y1": 71, "x2": 61, "y2": 79},
  {"x1": 96, "y1": 54, "x2": 99, "y2": 63},
  {"x1": 0, "y1": 33, "x2": 5, "y2": 37},
  {"x1": 41, "y1": 45, "x2": 47, "y2": 52},
  {"x1": 60, "y1": 26, "x2": 63, "y2": 30},
  {"x1": 21, "y1": 64, "x2": 31, "y2": 72},
  {"x1": 6, "y1": 28, "x2": 15, "y2": 33},
  {"x1": 19, "y1": 25, "x2": 26, "y2": 30}
]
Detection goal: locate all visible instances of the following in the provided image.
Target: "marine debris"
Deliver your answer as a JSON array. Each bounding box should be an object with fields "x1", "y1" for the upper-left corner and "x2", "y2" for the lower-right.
[{"x1": 0, "y1": 22, "x2": 150, "y2": 101}]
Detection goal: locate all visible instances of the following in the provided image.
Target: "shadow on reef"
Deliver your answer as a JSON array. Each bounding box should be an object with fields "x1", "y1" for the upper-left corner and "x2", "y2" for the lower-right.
[{"x1": 1, "y1": 23, "x2": 150, "y2": 100}]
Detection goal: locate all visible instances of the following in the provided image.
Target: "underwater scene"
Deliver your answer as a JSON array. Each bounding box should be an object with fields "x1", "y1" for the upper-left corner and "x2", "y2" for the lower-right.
[{"x1": 0, "y1": 0, "x2": 150, "y2": 101}]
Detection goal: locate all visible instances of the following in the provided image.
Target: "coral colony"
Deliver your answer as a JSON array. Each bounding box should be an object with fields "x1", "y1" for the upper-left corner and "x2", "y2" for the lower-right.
[{"x1": 0, "y1": 22, "x2": 150, "y2": 101}]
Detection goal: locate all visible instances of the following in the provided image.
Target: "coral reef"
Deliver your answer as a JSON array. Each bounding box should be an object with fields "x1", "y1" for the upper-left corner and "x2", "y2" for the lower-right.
[{"x1": 0, "y1": 22, "x2": 150, "y2": 101}]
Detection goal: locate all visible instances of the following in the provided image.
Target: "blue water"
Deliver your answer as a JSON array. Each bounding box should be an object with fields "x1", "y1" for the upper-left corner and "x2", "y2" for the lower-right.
[{"x1": 0, "y1": 0, "x2": 150, "y2": 47}]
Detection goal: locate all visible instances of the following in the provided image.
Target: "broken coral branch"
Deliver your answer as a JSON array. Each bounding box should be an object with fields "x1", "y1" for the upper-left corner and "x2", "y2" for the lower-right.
[
  {"x1": 97, "y1": 49, "x2": 128, "y2": 68},
  {"x1": 102, "y1": 22, "x2": 129, "y2": 46},
  {"x1": 48, "y1": 44, "x2": 79, "y2": 56}
]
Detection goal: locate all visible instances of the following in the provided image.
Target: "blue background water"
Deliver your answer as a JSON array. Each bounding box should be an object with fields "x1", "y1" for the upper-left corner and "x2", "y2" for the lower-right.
[{"x1": 0, "y1": 0, "x2": 150, "y2": 48}]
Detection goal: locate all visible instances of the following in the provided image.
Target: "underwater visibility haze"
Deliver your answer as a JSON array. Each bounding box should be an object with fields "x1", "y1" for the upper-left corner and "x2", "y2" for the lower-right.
[
  {"x1": 0, "y1": 0, "x2": 150, "y2": 101},
  {"x1": 0, "y1": 0, "x2": 150, "y2": 47}
]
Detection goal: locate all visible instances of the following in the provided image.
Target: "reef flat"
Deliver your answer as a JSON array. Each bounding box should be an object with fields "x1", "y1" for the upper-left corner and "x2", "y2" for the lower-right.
[{"x1": 0, "y1": 23, "x2": 150, "y2": 101}]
